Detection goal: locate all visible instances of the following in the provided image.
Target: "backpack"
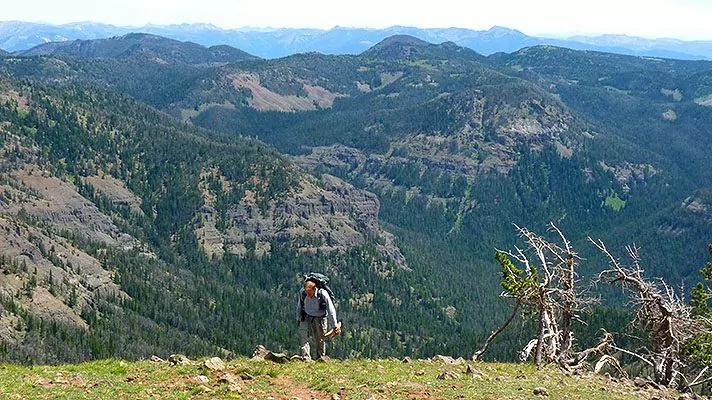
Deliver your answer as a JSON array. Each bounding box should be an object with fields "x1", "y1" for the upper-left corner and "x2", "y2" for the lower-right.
[{"x1": 299, "y1": 272, "x2": 336, "y2": 320}]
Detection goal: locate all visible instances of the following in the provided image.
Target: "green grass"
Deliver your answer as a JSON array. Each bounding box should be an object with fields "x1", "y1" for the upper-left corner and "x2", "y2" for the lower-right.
[
  {"x1": 604, "y1": 192, "x2": 627, "y2": 212},
  {"x1": 0, "y1": 357, "x2": 682, "y2": 399}
]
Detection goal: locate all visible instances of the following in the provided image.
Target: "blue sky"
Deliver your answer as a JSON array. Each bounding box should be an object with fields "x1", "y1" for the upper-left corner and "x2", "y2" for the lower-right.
[{"x1": 4, "y1": 0, "x2": 712, "y2": 40}]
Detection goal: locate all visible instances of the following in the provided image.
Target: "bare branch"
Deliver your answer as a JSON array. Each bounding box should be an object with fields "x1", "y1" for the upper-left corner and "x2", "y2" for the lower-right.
[
  {"x1": 564, "y1": 331, "x2": 613, "y2": 369},
  {"x1": 687, "y1": 366, "x2": 709, "y2": 387},
  {"x1": 472, "y1": 300, "x2": 521, "y2": 361},
  {"x1": 688, "y1": 367, "x2": 712, "y2": 388},
  {"x1": 609, "y1": 344, "x2": 654, "y2": 367},
  {"x1": 590, "y1": 237, "x2": 709, "y2": 390}
]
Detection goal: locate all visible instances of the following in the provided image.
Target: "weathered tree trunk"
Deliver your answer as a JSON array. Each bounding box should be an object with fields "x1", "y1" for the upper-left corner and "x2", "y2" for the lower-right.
[
  {"x1": 558, "y1": 252, "x2": 576, "y2": 363},
  {"x1": 534, "y1": 304, "x2": 546, "y2": 367},
  {"x1": 494, "y1": 223, "x2": 597, "y2": 369}
]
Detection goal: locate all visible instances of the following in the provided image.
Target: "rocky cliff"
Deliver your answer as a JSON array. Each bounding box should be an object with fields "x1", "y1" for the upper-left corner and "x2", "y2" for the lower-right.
[{"x1": 195, "y1": 170, "x2": 406, "y2": 268}]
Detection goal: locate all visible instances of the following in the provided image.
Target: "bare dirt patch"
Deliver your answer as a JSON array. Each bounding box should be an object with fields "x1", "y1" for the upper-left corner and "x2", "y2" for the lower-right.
[
  {"x1": 380, "y1": 71, "x2": 404, "y2": 87},
  {"x1": 229, "y1": 72, "x2": 343, "y2": 112},
  {"x1": 249, "y1": 374, "x2": 332, "y2": 399},
  {"x1": 0, "y1": 90, "x2": 29, "y2": 111},
  {"x1": 303, "y1": 84, "x2": 340, "y2": 108},
  {"x1": 230, "y1": 72, "x2": 315, "y2": 111}
]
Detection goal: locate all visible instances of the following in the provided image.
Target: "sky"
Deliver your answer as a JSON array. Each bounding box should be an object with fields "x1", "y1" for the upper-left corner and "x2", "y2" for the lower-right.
[{"x1": 4, "y1": 0, "x2": 712, "y2": 40}]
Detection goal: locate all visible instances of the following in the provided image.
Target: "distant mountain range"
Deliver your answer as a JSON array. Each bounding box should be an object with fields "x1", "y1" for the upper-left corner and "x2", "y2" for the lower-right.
[{"x1": 3, "y1": 21, "x2": 712, "y2": 60}]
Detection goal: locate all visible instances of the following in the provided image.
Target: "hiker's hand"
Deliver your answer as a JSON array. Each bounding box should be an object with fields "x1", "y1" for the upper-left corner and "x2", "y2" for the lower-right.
[{"x1": 334, "y1": 325, "x2": 341, "y2": 335}]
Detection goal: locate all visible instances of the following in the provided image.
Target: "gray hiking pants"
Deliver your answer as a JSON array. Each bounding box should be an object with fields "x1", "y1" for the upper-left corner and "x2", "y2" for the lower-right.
[{"x1": 299, "y1": 315, "x2": 327, "y2": 360}]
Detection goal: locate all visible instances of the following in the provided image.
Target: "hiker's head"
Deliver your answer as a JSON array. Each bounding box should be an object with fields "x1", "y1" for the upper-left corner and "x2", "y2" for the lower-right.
[{"x1": 303, "y1": 280, "x2": 317, "y2": 298}]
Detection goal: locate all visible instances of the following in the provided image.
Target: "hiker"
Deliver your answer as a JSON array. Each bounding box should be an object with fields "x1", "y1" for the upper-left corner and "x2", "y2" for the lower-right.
[{"x1": 296, "y1": 278, "x2": 341, "y2": 361}]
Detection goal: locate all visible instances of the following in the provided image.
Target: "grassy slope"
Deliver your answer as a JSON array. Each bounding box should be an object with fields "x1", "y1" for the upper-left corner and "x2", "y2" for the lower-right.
[{"x1": 0, "y1": 356, "x2": 681, "y2": 399}]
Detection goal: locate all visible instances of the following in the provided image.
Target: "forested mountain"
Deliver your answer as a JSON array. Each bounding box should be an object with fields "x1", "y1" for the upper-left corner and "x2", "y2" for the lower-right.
[
  {"x1": 0, "y1": 34, "x2": 711, "y2": 365},
  {"x1": 14, "y1": 33, "x2": 259, "y2": 64}
]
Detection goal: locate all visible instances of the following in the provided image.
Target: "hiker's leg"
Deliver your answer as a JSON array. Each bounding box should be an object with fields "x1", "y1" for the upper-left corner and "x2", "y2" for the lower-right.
[
  {"x1": 314, "y1": 317, "x2": 327, "y2": 358},
  {"x1": 298, "y1": 319, "x2": 311, "y2": 360}
]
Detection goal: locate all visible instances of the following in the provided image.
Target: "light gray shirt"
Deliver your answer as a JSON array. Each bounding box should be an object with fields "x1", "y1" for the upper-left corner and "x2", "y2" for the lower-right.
[{"x1": 296, "y1": 288, "x2": 337, "y2": 329}]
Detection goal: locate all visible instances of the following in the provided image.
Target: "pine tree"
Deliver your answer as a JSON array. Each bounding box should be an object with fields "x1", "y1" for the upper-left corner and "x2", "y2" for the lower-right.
[{"x1": 685, "y1": 242, "x2": 712, "y2": 369}]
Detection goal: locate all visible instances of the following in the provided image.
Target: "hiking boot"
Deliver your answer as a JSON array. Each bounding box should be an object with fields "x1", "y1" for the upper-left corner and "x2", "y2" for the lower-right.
[{"x1": 316, "y1": 356, "x2": 331, "y2": 363}]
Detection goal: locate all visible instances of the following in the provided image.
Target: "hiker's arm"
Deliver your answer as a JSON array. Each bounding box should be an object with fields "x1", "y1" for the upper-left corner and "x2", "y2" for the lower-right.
[
  {"x1": 296, "y1": 291, "x2": 302, "y2": 326},
  {"x1": 324, "y1": 291, "x2": 338, "y2": 329}
]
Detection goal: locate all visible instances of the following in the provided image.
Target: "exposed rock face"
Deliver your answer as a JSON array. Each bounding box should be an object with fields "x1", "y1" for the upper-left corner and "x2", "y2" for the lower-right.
[
  {"x1": 682, "y1": 194, "x2": 712, "y2": 222},
  {"x1": 0, "y1": 159, "x2": 411, "y2": 351},
  {"x1": 292, "y1": 145, "x2": 367, "y2": 173},
  {"x1": 655, "y1": 193, "x2": 712, "y2": 237},
  {"x1": 8, "y1": 166, "x2": 139, "y2": 249},
  {"x1": 81, "y1": 172, "x2": 144, "y2": 216},
  {"x1": 599, "y1": 161, "x2": 659, "y2": 192},
  {"x1": 195, "y1": 172, "x2": 407, "y2": 269},
  {"x1": 0, "y1": 151, "x2": 407, "y2": 348}
]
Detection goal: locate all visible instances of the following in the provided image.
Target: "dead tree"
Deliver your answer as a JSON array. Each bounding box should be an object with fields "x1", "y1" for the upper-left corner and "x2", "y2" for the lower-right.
[
  {"x1": 475, "y1": 223, "x2": 609, "y2": 369},
  {"x1": 591, "y1": 239, "x2": 712, "y2": 391}
]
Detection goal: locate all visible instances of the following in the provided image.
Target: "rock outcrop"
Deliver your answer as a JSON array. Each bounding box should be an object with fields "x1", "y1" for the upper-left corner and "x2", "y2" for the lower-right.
[{"x1": 195, "y1": 171, "x2": 407, "y2": 269}]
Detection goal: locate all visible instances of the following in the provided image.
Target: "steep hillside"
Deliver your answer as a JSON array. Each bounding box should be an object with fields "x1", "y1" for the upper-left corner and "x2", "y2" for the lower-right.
[
  {"x1": 0, "y1": 75, "x2": 438, "y2": 364},
  {"x1": 490, "y1": 46, "x2": 712, "y2": 183},
  {"x1": 147, "y1": 36, "x2": 712, "y2": 353}
]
